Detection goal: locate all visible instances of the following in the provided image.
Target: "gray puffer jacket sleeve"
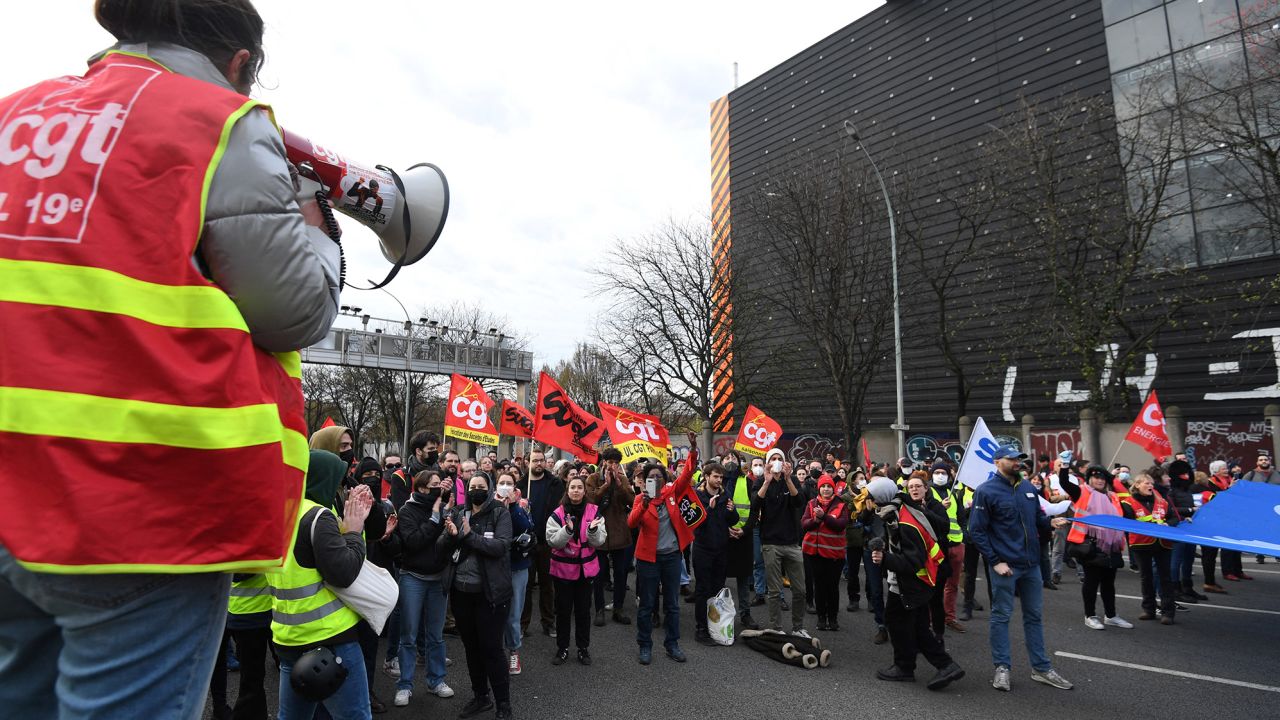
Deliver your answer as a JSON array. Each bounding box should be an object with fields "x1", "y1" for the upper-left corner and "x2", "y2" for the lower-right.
[{"x1": 199, "y1": 109, "x2": 341, "y2": 352}]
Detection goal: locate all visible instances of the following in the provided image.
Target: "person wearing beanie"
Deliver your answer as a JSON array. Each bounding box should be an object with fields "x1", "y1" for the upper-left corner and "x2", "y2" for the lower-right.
[{"x1": 802, "y1": 475, "x2": 850, "y2": 631}]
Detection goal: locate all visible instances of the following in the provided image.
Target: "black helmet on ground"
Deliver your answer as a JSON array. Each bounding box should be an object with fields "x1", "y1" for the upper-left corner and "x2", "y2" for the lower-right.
[{"x1": 290, "y1": 646, "x2": 348, "y2": 702}]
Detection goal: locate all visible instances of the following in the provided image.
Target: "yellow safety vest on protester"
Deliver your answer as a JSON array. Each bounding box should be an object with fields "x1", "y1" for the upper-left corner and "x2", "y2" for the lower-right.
[
  {"x1": 267, "y1": 499, "x2": 361, "y2": 646},
  {"x1": 732, "y1": 474, "x2": 753, "y2": 528},
  {"x1": 931, "y1": 486, "x2": 965, "y2": 544},
  {"x1": 228, "y1": 574, "x2": 273, "y2": 615}
]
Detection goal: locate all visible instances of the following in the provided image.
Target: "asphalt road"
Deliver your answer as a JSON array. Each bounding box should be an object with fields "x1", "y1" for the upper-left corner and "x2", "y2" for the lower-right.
[{"x1": 207, "y1": 559, "x2": 1280, "y2": 720}]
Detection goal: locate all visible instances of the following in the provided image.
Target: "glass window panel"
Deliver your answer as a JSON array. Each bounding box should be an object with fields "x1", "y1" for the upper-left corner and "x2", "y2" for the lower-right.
[
  {"x1": 1145, "y1": 212, "x2": 1199, "y2": 268},
  {"x1": 1112, "y1": 57, "x2": 1177, "y2": 120},
  {"x1": 1187, "y1": 151, "x2": 1256, "y2": 209},
  {"x1": 1195, "y1": 201, "x2": 1273, "y2": 262},
  {"x1": 1167, "y1": 0, "x2": 1242, "y2": 51},
  {"x1": 1179, "y1": 91, "x2": 1253, "y2": 154},
  {"x1": 1174, "y1": 34, "x2": 1248, "y2": 100},
  {"x1": 1118, "y1": 110, "x2": 1184, "y2": 167},
  {"x1": 1106, "y1": 8, "x2": 1172, "y2": 72},
  {"x1": 1103, "y1": 0, "x2": 1164, "y2": 26},
  {"x1": 1128, "y1": 156, "x2": 1193, "y2": 218}
]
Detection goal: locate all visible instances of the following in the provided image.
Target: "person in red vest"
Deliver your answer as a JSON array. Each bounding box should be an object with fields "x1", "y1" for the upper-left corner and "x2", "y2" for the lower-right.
[
  {"x1": 0, "y1": 2, "x2": 343, "y2": 717},
  {"x1": 870, "y1": 475, "x2": 965, "y2": 690},
  {"x1": 1059, "y1": 466, "x2": 1133, "y2": 631},
  {"x1": 545, "y1": 475, "x2": 607, "y2": 665},
  {"x1": 629, "y1": 431, "x2": 700, "y2": 665},
  {"x1": 1122, "y1": 473, "x2": 1180, "y2": 624},
  {"x1": 802, "y1": 475, "x2": 850, "y2": 632}
]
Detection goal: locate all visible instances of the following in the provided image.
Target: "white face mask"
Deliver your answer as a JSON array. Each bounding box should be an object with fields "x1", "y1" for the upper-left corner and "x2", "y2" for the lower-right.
[
  {"x1": 932, "y1": 473, "x2": 949, "y2": 486},
  {"x1": 496, "y1": 484, "x2": 513, "y2": 499},
  {"x1": 752, "y1": 466, "x2": 764, "y2": 478}
]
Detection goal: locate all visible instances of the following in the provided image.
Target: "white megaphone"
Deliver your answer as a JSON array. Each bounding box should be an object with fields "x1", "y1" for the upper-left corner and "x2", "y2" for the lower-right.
[{"x1": 282, "y1": 128, "x2": 449, "y2": 288}]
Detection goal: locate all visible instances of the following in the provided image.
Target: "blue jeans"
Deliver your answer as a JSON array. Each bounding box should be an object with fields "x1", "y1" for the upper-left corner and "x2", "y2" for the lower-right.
[
  {"x1": 397, "y1": 574, "x2": 447, "y2": 691},
  {"x1": 989, "y1": 563, "x2": 1051, "y2": 672},
  {"x1": 277, "y1": 640, "x2": 370, "y2": 720},
  {"x1": 752, "y1": 529, "x2": 767, "y2": 595},
  {"x1": 1171, "y1": 542, "x2": 1196, "y2": 587},
  {"x1": 505, "y1": 567, "x2": 529, "y2": 651},
  {"x1": 0, "y1": 547, "x2": 229, "y2": 720},
  {"x1": 636, "y1": 551, "x2": 683, "y2": 650},
  {"x1": 862, "y1": 546, "x2": 885, "y2": 626}
]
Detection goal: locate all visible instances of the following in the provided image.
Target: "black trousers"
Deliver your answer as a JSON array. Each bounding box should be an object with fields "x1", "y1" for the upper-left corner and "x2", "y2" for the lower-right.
[
  {"x1": 803, "y1": 552, "x2": 816, "y2": 604},
  {"x1": 1081, "y1": 564, "x2": 1117, "y2": 618},
  {"x1": 693, "y1": 546, "x2": 729, "y2": 632},
  {"x1": 553, "y1": 576, "x2": 593, "y2": 651},
  {"x1": 521, "y1": 544, "x2": 555, "y2": 632},
  {"x1": 452, "y1": 589, "x2": 511, "y2": 704},
  {"x1": 355, "y1": 619, "x2": 379, "y2": 694},
  {"x1": 209, "y1": 625, "x2": 271, "y2": 720},
  {"x1": 1202, "y1": 545, "x2": 1219, "y2": 585},
  {"x1": 846, "y1": 545, "x2": 863, "y2": 603},
  {"x1": 1132, "y1": 544, "x2": 1175, "y2": 617},
  {"x1": 962, "y1": 542, "x2": 990, "y2": 609},
  {"x1": 1222, "y1": 549, "x2": 1244, "y2": 577},
  {"x1": 809, "y1": 555, "x2": 843, "y2": 620},
  {"x1": 884, "y1": 592, "x2": 953, "y2": 673},
  {"x1": 593, "y1": 547, "x2": 633, "y2": 611}
]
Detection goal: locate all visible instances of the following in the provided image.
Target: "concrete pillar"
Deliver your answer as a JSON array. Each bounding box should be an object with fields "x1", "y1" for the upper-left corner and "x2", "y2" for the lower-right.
[
  {"x1": 702, "y1": 426, "x2": 714, "y2": 460},
  {"x1": 1265, "y1": 404, "x2": 1280, "y2": 460},
  {"x1": 1021, "y1": 414, "x2": 1035, "y2": 456},
  {"x1": 1079, "y1": 408, "x2": 1101, "y2": 464},
  {"x1": 958, "y1": 416, "x2": 973, "y2": 446},
  {"x1": 1165, "y1": 405, "x2": 1185, "y2": 455}
]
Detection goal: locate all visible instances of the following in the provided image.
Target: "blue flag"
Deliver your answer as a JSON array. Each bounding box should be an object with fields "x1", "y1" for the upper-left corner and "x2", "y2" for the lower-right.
[{"x1": 1073, "y1": 480, "x2": 1280, "y2": 557}]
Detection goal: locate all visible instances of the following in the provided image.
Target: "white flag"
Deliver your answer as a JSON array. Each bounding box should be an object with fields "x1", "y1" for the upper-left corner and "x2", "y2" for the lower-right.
[{"x1": 956, "y1": 417, "x2": 1003, "y2": 489}]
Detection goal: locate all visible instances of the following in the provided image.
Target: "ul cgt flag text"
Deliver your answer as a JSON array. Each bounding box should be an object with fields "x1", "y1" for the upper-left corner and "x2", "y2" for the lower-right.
[
  {"x1": 533, "y1": 371, "x2": 604, "y2": 463},
  {"x1": 734, "y1": 405, "x2": 781, "y2": 457},
  {"x1": 499, "y1": 399, "x2": 535, "y2": 439},
  {"x1": 443, "y1": 373, "x2": 499, "y2": 446},
  {"x1": 598, "y1": 402, "x2": 670, "y2": 465}
]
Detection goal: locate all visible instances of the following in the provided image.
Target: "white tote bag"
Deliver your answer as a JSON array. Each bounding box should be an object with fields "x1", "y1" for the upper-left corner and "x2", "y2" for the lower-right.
[{"x1": 310, "y1": 509, "x2": 400, "y2": 634}]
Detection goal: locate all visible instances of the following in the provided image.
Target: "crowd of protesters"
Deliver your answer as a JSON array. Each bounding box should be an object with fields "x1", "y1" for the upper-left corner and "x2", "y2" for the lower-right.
[{"x1": 194, "y1": 421, "x2": 1280, "y2": 720}]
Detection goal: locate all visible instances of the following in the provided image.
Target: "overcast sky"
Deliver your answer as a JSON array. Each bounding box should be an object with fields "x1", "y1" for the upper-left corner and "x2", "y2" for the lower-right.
[{"x1": 9, "y1": 1, "x2": 882, "y2": 367}]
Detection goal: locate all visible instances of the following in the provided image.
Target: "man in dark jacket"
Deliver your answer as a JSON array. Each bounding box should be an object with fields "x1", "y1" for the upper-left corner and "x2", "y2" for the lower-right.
[
  {"x1": 721, "y1": 455, "x2": 760, "y2": 630},
  {"x1": 871, "y1": 475, "x2": 964, "y2": 690},
  {"x1": 968, "y1": 446, "x2": 1073, "y2": 693},
  {"x1": 517, "y1": 449, "x2": 564, "y2": 636},
  {"x1": 391, "y1": 431, "x2": 441, "y2": 511},
  {"x1": 1165, "y1": 460, "x2": 1207, "y2": 603},
  {"x1": 692, "y1": 462, "x2": 740, "y2": 645},
  {"x1": 751, "y1": 453, "x2": 808, "y2": 634}
]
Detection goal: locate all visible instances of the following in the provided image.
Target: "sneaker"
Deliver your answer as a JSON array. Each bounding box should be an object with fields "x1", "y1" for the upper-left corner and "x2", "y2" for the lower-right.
[
  {"x1": 638, "y1": 646, "x2": 652, "y2": 665},
  {"x1": 666, "y1": 645, "x2": 687, "y2": 663},
  {"x1": 578, "y1": 648, "x2": 592, "y2": 665},
  {"x1": 508, "y1": 652, "x2": 522, "y2": 676},
  {"x1": 552, "y1": 648, "x2": 569, "y2": 665},
  {"x1": 457, "y1": 695, "x2": 494, "y2": 719},
  {"x1": 1084, "y1": 615, "x2": 1105, "y2": 630},
  {"x1": 495, "y1": 701, "x2": 513, "y2": 720},
  {"x1": 792, "y1": 628, "x2": 812, "y2": 639},
  {"x1": 1031, "y1": 668, "x2": 1073, "y2": 690},
  {"x1": 383, "y1": 657, "x2": 401, "y2": 680},
  {"x1": 926, "y1": 661, "x2": 965, "y2": 691},
  {"x1": 1175, "y1": 591, "x2": 1200, "y2": 604},
  {"x1": 394, "y1": 689, "x2": 411, "y2": 707},
  {"x1": 542, "y1": 625, "x2": 557, "y2": 638},
  {"x1": 1188, "y1": 588, "x2": 1209, "y2": 601},
  {"x1": 445, "y1": 657, "x2": 453, "y2": 667},
  {"x1": 1104, "y1": 616, "x2": 1134, "y2": 629},
  {"x1": 873, "y1": 627, "x2": 889, "y2": 645},
  {"x1": 992, "y1": 665, "x2": 1011, "y2": 692},
  {"x1": 427, "y1": 682, "x2": 454, "y2": 699}
]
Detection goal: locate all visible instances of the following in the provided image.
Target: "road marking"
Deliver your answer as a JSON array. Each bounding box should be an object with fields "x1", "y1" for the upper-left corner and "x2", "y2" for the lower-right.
[
  {"x1": 1115, "y1": 594, "x2": 1280, "y2": 616},
  {"x1": 1055, "y1": 652, "x2": 1280, "y2": 693}
]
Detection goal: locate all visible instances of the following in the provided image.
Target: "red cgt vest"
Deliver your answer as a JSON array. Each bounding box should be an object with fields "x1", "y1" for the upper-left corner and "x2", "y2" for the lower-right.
[
  {"x1": 802, "y1": 498, "x2": 847, "y2": 559},
  {"x1": 1123, "y1": 492, "x2": 1172, "y2": 549},
  {"x1": 0, "y1": 52, "x2": 306, "y2": 573},
  {"x1": 550, "y1": 504, "x2": 600, "y2": 581},
  {"x1": 1066, "y1": 485, "x2": 1124, "y2": 545}
]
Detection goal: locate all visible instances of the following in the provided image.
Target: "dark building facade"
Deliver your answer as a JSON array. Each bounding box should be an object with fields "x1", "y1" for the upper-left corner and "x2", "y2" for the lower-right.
[{"x1": 710, "y1": 0, "x2": 1280, "y2": 455}]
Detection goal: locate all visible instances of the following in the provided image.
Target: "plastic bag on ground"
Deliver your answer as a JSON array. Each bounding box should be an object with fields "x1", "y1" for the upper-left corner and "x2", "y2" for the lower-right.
[{"x1": 707, "y1": 587, "x2": 736, "y2": 646}]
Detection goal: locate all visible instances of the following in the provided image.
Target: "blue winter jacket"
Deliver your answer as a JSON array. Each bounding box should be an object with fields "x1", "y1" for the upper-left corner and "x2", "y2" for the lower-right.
[{"x1": 966, "y1": 471, "x2": 1051, "y2": 569}]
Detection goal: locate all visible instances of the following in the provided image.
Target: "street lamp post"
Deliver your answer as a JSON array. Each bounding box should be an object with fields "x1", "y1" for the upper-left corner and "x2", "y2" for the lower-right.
[
  {"x1": 843, "y1": 120, "x2": 907, "y2": 460},
  {"x1": 376, "y1": 289, "x2": 414, "y2": 460}
]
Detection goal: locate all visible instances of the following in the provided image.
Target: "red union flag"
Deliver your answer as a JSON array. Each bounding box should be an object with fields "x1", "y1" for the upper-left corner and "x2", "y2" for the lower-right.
[
  {"x1": 443, "y1": 374, "x2": 499, "y2": 446},
  {"x1": 734, "y1": 405, "x2": 782, "y2": 457},
  {"x1": 499, "y1": 399, "x2": 535, "y2": 439},
  {"x1": 533, "y1": 372, "x2": 604, "y2": 463},
  {"x1": 597, "y1": 402, "x2": 671, "y2": 465},
  {"x1": 1124, "y1": 391, "x2": 1173, "y2": 459}
]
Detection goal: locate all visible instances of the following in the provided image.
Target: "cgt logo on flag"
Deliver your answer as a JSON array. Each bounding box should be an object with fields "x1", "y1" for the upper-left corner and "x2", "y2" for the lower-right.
[
  {"x1": 1124, "y1": 391, "x2": 1173, "y2": 459},
  {"x1": 444, "y1": 374, "x2": 499, "y2": 446},
  {"x1": 734, "y1": 405, "x2": 782, "y2": 457},
  {"x1": 597, "y1": 402, "x2": 671, "y2": 465}
]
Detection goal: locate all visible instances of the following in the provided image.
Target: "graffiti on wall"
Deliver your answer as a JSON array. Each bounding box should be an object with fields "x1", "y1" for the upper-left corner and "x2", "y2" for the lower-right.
[
  {"x1": 905, "y1": 432, "x2": 1022, "y2": 466},
  {"x1": 711, "y1": 433, "x2": 846, "y2": 465},
  {"x1": 1030, "y1": 429, "x2": 1083, "y2": 460},
  {"x1": 1184, "y1": 420, "x2": 1273, "y2": 469}
]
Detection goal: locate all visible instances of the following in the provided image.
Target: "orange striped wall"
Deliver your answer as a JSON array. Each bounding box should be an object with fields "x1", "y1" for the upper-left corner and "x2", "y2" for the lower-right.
[{"x1": 710, "y1": 95, "x2": 735, "y2": 432}]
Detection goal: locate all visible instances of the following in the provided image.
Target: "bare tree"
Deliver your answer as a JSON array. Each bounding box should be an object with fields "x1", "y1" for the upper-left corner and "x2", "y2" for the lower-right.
[{"x1": 737, "y1": 149, "x2": 896, "y2": 455}]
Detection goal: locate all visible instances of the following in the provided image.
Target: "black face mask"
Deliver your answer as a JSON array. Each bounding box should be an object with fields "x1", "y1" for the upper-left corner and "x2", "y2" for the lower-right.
[
  {"x1": 423, "y1": 450, "x2": 439, "y2": 467},
  {"x1": 339, "y1": 449, "x2": 355, "y2": 465},
  {"x1": 423, "y1": 487, "x2": 442, "y2": 504},
  {"x1": 467, "y1": 489, "x2": 489, "y2": 507}
]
